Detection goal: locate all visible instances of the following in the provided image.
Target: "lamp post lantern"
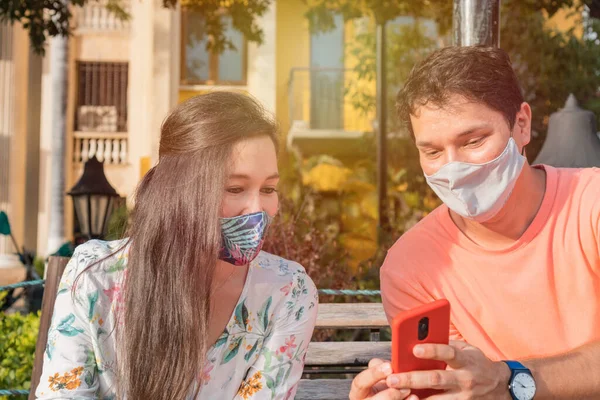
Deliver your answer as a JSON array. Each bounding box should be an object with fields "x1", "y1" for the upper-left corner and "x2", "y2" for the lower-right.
[{"x1": 67, "y1": 156, "x2": 120, "y2": 245}]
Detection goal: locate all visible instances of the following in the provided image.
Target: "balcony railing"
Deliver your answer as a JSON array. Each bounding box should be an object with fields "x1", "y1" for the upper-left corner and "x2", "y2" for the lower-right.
[
  {"x1": 288, "y1": 67, "x2": 373, "y2": 133},
  {"x1": 73, "y1": 132, "x2": 128, "y2": 165},
  {"x1": 73, "y1": 0, "x2": 130, "y2": 33}
]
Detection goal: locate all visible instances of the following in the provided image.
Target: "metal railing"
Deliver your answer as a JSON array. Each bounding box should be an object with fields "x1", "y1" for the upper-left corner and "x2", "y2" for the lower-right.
[{"x1": 288, "y1": 67, "x2": 373, "y2": 133}]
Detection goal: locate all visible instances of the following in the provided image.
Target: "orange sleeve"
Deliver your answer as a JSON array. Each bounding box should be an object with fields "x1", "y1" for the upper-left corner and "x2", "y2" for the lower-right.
[{"x1": 380, "y1": 249, "x2": 435, "y2": 323}]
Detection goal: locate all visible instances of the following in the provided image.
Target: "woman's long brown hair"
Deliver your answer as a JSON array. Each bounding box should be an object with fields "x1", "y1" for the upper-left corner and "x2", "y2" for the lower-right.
[{"x1": 118, "y1": 91, "x2": 278, "y2": 399}]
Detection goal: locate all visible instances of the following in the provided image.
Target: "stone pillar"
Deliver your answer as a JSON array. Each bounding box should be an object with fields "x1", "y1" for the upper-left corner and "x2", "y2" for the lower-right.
[
  {"x1": 0, "y1": 22, "x2": 20, "y2": 269},
  {"x1": 128, "y1": 0, "x2": 179, "y2": 178},
  {"x1": 0, "y1": 24, "x2": 42, "y2": 269},
  {"x1": 247, "y1": 1, "x2": 277, "y2": 114}
]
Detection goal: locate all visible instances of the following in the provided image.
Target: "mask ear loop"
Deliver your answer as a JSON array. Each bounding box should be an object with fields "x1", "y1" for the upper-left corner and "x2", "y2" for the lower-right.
[{"x1": 510, "y1": 128, "x2": 527, "y2": 156}]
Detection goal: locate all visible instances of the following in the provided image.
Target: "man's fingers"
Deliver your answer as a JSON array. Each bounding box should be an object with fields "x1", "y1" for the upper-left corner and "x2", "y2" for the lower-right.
[
  {"x1": 413, "y1": 344, "x2": 465, "y2": 369},
  {"x1": 350, "y1": 362, "x2": 394, "y2": 400},
  {"x1": 449, "y1": 340, "x2": 469, "y2": 350},
  {"x1": 372, "y1": 380, "x2": 389, "y2": 394},
  {"x1": 368, "y1": 358, "x2": 387, "y2": 368},
  {"x1": 370, "y1": 388, "x2": 411, "y2": 400},
  {"x1": 386, "y1": 370, "x2": 459, "y2": 390},
  {"x1": 426, "y1": 391, "x2": 459, "y2": 400}
]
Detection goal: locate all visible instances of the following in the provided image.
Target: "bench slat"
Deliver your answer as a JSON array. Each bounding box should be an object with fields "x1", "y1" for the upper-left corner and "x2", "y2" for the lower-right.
[
  {"x1": 296, "y1": 379, "x2": 352, "y2": 400},
  {"x1": 305, "y1": 341, "x2": 391, "y2": 366},
  {"x1": 316, "y1": 303, "x2": 388, "y2": 328}
]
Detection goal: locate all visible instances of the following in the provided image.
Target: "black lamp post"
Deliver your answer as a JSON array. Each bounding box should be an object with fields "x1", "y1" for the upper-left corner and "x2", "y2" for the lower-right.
[{"x1": 67, "y1": 156, "x2": 120, "y2": 245}]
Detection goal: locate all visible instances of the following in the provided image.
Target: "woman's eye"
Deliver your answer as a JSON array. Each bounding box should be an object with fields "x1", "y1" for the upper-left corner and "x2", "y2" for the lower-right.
[
  {"x1": 226, "y1": 187, "x2": 243, "y2": 194},
  {"x1": 261, "y1": 187, "x2": 278, "y2": 195}
]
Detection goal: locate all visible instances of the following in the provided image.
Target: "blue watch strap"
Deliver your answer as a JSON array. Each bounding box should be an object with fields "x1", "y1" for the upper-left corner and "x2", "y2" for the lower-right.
[{"x1": 504, "y1": 360, "x2": 528, "y2": 371}]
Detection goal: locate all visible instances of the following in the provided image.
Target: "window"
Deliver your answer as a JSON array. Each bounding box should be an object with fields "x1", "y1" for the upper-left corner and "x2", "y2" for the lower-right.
[
  {"x1": 180, "y1": 12, "x2": 247, "y2": 85},
  {"x1": 75, "y1": 62, "x2": 128, "y2": 132}
]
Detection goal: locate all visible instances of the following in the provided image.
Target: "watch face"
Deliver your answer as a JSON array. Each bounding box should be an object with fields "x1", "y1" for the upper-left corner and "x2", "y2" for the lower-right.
[{"x1": 512, "y1": 372, "x2": 536, "y2": 400}]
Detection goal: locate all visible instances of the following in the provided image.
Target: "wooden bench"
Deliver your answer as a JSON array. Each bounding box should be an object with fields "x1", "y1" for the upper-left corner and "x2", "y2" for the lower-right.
[
  {"x1": 296, "y1": 303, "x2": 392, "y2": 400},
  {"x1": 29, "y1": 256, "x2": 70, "y2": 400},
  {"x1": 29, "y1": 257, "x2": 390, "y2": 400}
]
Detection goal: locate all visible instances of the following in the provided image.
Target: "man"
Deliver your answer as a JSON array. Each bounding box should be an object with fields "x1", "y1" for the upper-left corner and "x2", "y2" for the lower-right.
[{"x1": 350, "y1": 46, "x2": 600, "y2": 400}]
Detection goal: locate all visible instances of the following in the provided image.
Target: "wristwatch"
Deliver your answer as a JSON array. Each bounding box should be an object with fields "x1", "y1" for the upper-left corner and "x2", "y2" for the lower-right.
[{"x1": 503, "y1": 360, "x2": 537, "y2": 400}]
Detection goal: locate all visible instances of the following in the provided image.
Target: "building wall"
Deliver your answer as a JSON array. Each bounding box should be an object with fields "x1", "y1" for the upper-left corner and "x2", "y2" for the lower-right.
[
  {"x1": 0, "y1": 23, "x2": 43, "y2": 264},
  {"x1": 275, "y1": 0, "x2": 310, "y2": 136},
  {"x1": 0, "y1": 22, "x2": 18, "y2": 266}
]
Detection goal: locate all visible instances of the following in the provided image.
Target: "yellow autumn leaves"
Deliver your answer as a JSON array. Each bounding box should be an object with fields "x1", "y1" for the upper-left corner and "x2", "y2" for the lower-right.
[{"x1": 300, "y1": 158, "x2": 440, "y2": 269}]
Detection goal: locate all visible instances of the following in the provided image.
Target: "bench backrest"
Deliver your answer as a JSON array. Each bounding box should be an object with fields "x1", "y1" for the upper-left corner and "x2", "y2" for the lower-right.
[
  {"x1": 28, "y1": 257, "x2": 386, "y2": 400},
  {"x1": 296, "y1": 302, "x2": 391, "y2": 400},
  {"x1": 29, "y1": 256, "x2": 70, "y2": 400}
]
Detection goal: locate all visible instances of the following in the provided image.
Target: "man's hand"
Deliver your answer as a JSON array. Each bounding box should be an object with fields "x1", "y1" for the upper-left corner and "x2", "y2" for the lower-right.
[
  {"x1": 385, "y1": 341, "x2": 512, "y2": 399},
  {"x1": 349, "y1": 358, "x2": 413, "y2": 400}
]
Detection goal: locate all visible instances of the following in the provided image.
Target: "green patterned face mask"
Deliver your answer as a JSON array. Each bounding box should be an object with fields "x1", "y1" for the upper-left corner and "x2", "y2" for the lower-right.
[{"x1": 219, "y1": 211, "x2": 272, "y2": 266}]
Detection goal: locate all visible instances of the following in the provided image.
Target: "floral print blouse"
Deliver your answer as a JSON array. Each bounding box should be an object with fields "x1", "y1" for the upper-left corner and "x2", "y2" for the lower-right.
[{"x1": 35, "y1": 239, "x2": 319, "y2": 399}]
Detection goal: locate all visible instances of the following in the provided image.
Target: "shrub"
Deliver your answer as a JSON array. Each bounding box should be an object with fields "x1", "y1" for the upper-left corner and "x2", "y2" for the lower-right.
[{"x1": 0, "y1": 307, "x2": 39, "y2": 400}]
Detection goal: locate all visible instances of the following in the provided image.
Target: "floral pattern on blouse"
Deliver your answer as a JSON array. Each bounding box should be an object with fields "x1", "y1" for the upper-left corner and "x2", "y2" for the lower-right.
[{"x1": 35, "y1": 239, "x2": 319, "y2": 399}]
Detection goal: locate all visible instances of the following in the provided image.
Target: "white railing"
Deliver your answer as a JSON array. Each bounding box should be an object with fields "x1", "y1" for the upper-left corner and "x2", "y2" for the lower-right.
[
  {"x1": 74, "y1": 0, "x2": 130, "y2": 32},
  {"x1": 73, "y1": 132, "x2": 128, "y2": 165}
]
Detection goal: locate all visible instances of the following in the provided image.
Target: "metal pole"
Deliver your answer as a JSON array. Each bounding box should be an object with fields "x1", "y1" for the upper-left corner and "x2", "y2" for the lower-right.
[
  {"x1": 453, "y1": 0, "x2": 501, "y2": 47},
  {"x1": 376, "y1": 22, "x2": 388, "y2": 237}
]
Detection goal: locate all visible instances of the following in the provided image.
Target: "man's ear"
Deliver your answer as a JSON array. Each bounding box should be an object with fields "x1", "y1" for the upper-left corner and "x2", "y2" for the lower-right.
[{"x1": 514, "y1": 102, "x2": 532, "y2": 149}]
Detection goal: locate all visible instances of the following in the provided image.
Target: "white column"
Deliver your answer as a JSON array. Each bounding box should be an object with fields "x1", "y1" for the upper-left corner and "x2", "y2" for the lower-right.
[
  {"x1": 247, "y1": 1, "x2": 277, "y2": 114},
  {"x1": 127, "y1": 0, "x2": 154, "y2": 187},
  {"x1": 128, "y1": 0, "x2": 179, "y2": 181},
  {"x1": 46, "y1": 31, "x2": 69, "y2": 254},
  {"x1": 37, "y1": 38, "x2": 55, "y2": 257},
  {"x1": 151, "y1": 0, "x2": 180, "y2": 162}
]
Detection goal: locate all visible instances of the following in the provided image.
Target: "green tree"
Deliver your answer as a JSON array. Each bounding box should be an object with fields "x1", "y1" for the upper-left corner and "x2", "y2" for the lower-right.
[
  {"x1": 0, "y1": 0, "x2": 271, "y2": 54},
  {"x1": 305, "y1": 0, "x2": 600, "y2": 161}
]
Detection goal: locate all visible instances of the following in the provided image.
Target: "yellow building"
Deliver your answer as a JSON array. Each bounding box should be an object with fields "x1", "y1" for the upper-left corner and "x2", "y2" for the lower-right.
[
  {"x1": 2, "y1": 0, "x2": 368, "y2": 257},
  {"x1": 0, "y1": 0, "x2": 589, "y2": 260}
]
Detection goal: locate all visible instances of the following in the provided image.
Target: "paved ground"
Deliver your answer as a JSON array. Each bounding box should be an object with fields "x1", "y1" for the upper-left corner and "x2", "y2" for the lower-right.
[
  {"x1": 0, "y1": 266, "x2": 27, "y2": 286},
  {"x1": 0, "y1": 267, "x2": 30, "y2": 312}
]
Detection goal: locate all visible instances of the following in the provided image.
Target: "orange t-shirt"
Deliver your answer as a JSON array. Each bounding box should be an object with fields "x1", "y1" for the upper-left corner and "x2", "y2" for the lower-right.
[{"x1": 381, "y1": 165, "x2": 600, "y2": 361}]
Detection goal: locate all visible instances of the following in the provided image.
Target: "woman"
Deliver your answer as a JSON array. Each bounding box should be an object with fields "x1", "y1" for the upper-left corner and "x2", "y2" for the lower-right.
[{"x1": 35, "y1": 91, "x2": 319, "y2": 400}]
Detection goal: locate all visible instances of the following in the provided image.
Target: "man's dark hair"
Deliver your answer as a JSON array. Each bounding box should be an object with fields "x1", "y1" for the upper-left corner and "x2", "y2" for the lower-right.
[{"x1": 396, "y1": 46, "x2": 524, "y2": 137}]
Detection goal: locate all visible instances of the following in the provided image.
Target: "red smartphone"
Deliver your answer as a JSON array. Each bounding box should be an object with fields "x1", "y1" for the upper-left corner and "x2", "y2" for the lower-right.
[{"x1": 391, "y1": 299, "x2": 451, "y2": 398}]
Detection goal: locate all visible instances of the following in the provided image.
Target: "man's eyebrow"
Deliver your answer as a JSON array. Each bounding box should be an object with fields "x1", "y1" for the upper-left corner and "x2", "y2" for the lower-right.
[{"x1": 416, "y1": 125, "x2": 489, "y2": 147}]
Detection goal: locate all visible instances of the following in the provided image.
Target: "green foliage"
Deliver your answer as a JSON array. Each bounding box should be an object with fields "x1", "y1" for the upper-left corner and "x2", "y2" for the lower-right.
[
  {"x1": 304, "y1": 0, "x2": 579, "y2": 35},
  {"x1": 33, "y1": 257, "x2": 45, "y2": 279},
  {"x1": 179, "y1": 0, "x2": 272, "y2": 54},
  {"x1": 5, "y1": 0, "x2": 271, "y2": 55},
  {"x1": 344, "y1": 18, "x2": 438, "y2": 131},
  {"x1": 104, "y1": 203, "x2": 130, "y2": 241},
  {"x1": 0, "y1": 0, "x2": 128, "y2": 55},
  {"x1": 0, "y1": 310, "x2": 40, "y2": 400},
  {"x1": 315, "y1": 0, "x2": 600, "y2": 162},
  {"x1": 500, "y1": 0, "x2": 600, "y2": 160}
]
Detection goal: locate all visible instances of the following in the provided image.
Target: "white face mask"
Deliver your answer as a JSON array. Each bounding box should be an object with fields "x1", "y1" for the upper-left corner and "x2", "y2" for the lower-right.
[{"x1": 424, "y1": 137, "x2": 526, "y2": 223}]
